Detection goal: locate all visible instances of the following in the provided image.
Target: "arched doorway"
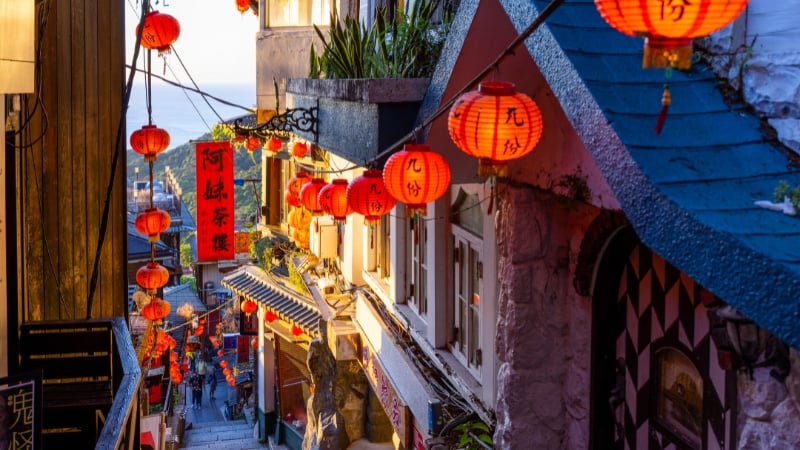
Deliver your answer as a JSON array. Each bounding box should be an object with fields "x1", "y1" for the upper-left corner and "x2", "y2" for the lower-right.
[{"x1": 591, "y1": 228, "x2": 736, "y2": 450}]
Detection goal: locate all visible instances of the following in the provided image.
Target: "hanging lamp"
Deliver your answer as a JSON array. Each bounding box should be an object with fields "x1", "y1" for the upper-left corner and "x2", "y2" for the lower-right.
[
  {"x1": 347, "y1": 170, "x2": 397, "y2": 226},
  {"x1": 130, "y1": 124, "x2": 170, "y2": 162},
  {"x1": 448, "y1": 81, "x2": 543, "y2": 177},
  {"x1": 300, "y1": 178, "x2": 327, "y2": 215},
  {"x1": 136, "y1": 261, "x2": 170, "y2": 294},
  {"x1": 286, "y1": 171, "x2": 310, "y2": 208},
  {"x1": 383, "y1": 144, "x2": 451, "y2": 216},
  {"x1": 241, "y1": 298, "x2": 258, "y2": 317},
  {"x1": 318, "y1": 179, "x2": 352, "y2": 224},
  {"x1": 141, "y1": 296, "x2": 171, "y2": 322},
  {"x1": 137, "y1": 10, "x2": 181, "y2": 55},
  {"x1": 135, "y1": 207, "x2": 171, "y2": 242}
]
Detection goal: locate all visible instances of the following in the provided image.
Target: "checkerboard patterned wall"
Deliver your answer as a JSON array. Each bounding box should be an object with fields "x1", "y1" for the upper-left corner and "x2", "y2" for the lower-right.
[{"x1": 615, "y1": 245, "x2": 735, "y2": 450}]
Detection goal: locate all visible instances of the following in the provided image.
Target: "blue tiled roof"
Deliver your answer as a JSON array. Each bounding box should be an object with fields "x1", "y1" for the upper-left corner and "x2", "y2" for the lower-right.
[
  {"x1": 221, "y1": 265, "x2": 320, "y2": 337},
  {"x1": 524, "y1": 0, "x2": 800, "y2": 346}
]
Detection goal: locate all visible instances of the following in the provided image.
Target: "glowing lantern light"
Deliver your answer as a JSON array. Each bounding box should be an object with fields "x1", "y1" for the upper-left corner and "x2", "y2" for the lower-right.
[
  {"x1": 141, "y1": 297, "x2": 171, "y2": 322},
  {"x1": 241, "y1": 298, "x2": 258, "y2": 317},
  {"x1": 448, "y1": 81, "x2": 543, "y2": 177},
  {"x1": 264, "y1": 310, "x2": 278, "y2": 323},
  {"x1": 130, "y1": 124, "x2": 170, "y2": 162},
  {"x1": 136, "y1": 262, "x2": 170, "y2": 294},
  {"x1": 217, "y1": 349, "x2": 225, "y2": 357},
  {"x1": 220, "y1": 360, "x2": 229, "y2": 369},
  {"x1": 135, "y1": 207, "x2": 171, "y2": 242},
  {"x1": 383, "y1": 144, "x2": 451, "y2": 216},
  {"x1": 286, "y1": 171, "x2": 309, "y2": 208},
  {"x1": 245, "y1": 135, "x2": 260, "y2": 152},
  {"x1": 293, "y1": 228, "x2": 310, "y2": 249},
  {"x1": 292, "y1": 141, "x2": 308, "y2": 158},
  {"x1": 318, "y1": 179, "x2": 352, "y2": 224},
  {"x1": 300, "y1": 178, "x2": 326, "y2": 214},
  {"x1": 267, "y1": 136, "x2": 283, "y2": 152},
  {"x1": 347, "y1": 170, "x2": 397, "y2": 226},
  {"x1": 291, "y1": 324, "x2": 303, "y2": 337},
  {"x1": 235, "y1": 0, "x2": 249, "y2": 14},
  {"x1": 223, "y1": 368, "x2": 232, "y2": 377},
  {"x1": 137, "y1": 11, "x2": 180, "y2": 55},
  {"x1": 195, "y1": 326, "x2": 204, "y2": 337},
  {"x1": 288, "y1": 206, "x2": 312, "y2": 231},
  {"x1": 251, "y1": 337, "x2": 258, "y2": 349},
  {"x1": 594, "y1": 0, "x2": 748, "y2": 70}
]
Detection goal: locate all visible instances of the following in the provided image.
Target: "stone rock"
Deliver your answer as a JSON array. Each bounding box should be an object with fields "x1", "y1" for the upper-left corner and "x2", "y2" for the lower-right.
[
  {"x1": 303, "y1": 327, "x2": 350, "y2": 450},
  {"x1": 739, "y1": 368, "x2": 788, "y2": 421},
  {"x1": 768, "y1": 118, "x2": 800, "y2": 154},
  {"x1": 742, "y1": 58, "x2": 800, "y2": 118}
]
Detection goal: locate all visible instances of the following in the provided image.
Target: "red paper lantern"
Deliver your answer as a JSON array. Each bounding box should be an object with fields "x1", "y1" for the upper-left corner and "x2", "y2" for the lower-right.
[
  {"x1": 245, "y1": 135, "x2": 261, "y2": 152},
  {"x1": 267, "y1": 136, "x2": 283, "y2": 152},
  {"x1": 347, "y1": 169, "x2": 397, "y2": 226},
  {"x1": 264, "y1": 310, "x2": 278, "y2": 323},
  {"x1": 217, "y1": 349, "x2": 225, "y2": 357},
  {"x1": 286, "y1": 171, "x2": 310, "y2": 207},
  {"x1": 223, "y1": 367, "x2": 232, "y2": 377},
  {"x1": 195, "y1": 326, "x2": 204, "y2": 337},
  {"x1": 300, "y1": 178, "x2": 327, "y2": 214},
  {"x1": 251, "y1": 337, "x2": 258, "y2": 349},
  {"x1": 137, "y1": 11, "x2": 181, "y2": 55},
  {"x1": 318, "y1": 179, "x2": 352, "y2": 224},
  {"x1": 594, "y1": 0, "x2": 749, "y2": 69},
  {"x1": 235, "y1": 0, "x2": 249, "y2": 14},
  {"x1": 448, "y1": 81, "x2": 543, "y2": 177},
  {"x1": 220, "y1": 360, "x2": 229, "y2": 369},
  {"x1": 136, "y1": 262, "x2": 170, "y2": 293},
  {"x1": 135, "y1": 207, "x2": 171, "y2": 242},
  {"x1": 130, "y1": 124, "x2": 170, "y2": 162},
  {"x1": 241, "y1": 298, "x2": 258, "y2": 317},
  {"x1": 291, "y1": 141, "x2": 308, "y2": 158},
  {"x1": 291, "y1": 324, "x2": 303, "y2": 337},
  {"x1": 383, "y1": 144, "x2": 451, "y2": 216},
  {"x1": 141, "y1": 297, "x2": 171, "y2": 322}
]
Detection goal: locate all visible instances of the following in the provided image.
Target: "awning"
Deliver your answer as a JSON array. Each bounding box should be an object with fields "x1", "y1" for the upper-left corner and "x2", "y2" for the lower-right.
[{"x1": 221, "y1": 264, "x2": 321, "y2": 338}]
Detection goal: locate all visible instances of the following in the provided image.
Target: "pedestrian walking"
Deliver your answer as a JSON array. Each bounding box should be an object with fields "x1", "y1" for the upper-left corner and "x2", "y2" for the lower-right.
[
  {"x1": 207, "y1": 364, "x2": 217, "y2": 400},
  {"x1": 189, "y1": 371, "x2": 203, "y2": 409}
]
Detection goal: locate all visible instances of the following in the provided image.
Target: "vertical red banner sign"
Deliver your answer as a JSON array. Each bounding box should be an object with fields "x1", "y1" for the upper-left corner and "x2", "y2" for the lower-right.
[{"x1": 196, "y1": 141, "x2": 234, "y2": 261}]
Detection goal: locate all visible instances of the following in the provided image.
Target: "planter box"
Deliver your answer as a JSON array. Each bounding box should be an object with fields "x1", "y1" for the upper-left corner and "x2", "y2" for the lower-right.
[{"x1": 285, "y1": 78, "x2": 430, "y2": 164}]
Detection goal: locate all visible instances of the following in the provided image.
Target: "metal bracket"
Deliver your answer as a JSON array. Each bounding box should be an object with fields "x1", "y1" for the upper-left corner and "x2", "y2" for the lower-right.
[{"x1": 230, "y1": 107, "x2": 318, "y2": 140}]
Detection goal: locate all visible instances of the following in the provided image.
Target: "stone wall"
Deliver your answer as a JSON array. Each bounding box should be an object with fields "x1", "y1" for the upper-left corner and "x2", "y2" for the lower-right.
[
  {"x1": 736, "y1": 350, "x2": 800, "y2": 449},
  {"x1": 493, "y1": 184, "x2": 596, "y2": 449}
]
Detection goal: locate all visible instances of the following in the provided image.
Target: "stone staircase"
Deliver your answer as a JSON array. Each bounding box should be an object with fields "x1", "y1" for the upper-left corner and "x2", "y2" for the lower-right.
[{"x1": 180, "y1": 417, "x2": 265, "y2": 449}]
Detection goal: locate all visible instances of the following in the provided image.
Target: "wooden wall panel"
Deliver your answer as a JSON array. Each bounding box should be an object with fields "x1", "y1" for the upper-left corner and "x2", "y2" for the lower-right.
[{"x1": 22, "y1": 0, "x2": 126, "y2": 320}]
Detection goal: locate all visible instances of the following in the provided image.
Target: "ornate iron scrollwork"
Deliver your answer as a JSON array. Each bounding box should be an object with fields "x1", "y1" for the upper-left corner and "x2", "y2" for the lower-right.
[{"x1": 230, "y1": 107, "x2": 318, "y2": 139}]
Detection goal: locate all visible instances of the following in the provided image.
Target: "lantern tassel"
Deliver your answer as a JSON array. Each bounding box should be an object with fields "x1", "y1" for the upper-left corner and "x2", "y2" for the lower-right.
[
  {"x1": 654, "y1": 85, "x2": 670, "y2": 135},
  {"x1": 487, "y1": 176, "x2": 495, "y2": 215}
]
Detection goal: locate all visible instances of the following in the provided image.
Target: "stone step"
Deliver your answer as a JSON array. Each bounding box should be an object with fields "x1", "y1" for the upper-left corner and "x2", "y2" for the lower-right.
[
  {"x1": 181, "y1": 421, "x2": 264, "y2": 449},
  {"x1": 180, "y1": 436, "x2": 267, "y2": 450}
]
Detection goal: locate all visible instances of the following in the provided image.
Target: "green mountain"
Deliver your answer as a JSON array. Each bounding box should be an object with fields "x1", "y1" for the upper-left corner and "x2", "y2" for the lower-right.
[{"x1": 127, "y1": 132, "x2": 262, "y2": 226}]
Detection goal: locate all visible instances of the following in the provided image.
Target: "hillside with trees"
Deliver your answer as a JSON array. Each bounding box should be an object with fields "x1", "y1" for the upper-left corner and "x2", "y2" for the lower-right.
[{"x1": 127, "y1": 132, "x2": 261, "y2": 226}]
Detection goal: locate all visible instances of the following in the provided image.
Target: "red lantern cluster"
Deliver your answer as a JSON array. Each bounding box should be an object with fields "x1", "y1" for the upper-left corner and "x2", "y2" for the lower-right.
[
  {"x1": 300, "y1": 178, "x2": 327, "y2": 215},
  {"x1": 130, "y1": 124, "x2": 170, "y2": 162},
  {"x1": 136, "y1": 261, "x2": 170, "y2": 294},
  {"x1": 137, "y1": 11, "x2": 180, "y2": 55},
  {"x1": 594, "y1": 0, "x2": 749, "y2": 69},
  {"x1": 319, "y1": 179, "x2": 352, "y2": 224},
  {"x1": 448, "y1": 81, "x2": 543, "y2": 177},
  {"x1": 135, "y1": 207, "x2": 171, "y2": 242},
  {"x1": 347, "y1": 170, "x2": 397, "y2": 226},
  {"x1": 383, "y1": 144, "x2": 451, "y2": 216}
]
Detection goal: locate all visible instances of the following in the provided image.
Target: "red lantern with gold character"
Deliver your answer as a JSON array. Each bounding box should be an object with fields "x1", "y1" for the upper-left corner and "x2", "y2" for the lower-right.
[
  {"x1": 130, "y1": 124, "x2": 170, "y2": 162},
  {"x1": 318, "y1": 179, "x2": 352, "y2": 224},
  {"x1": 383, "y1": 144, "x2": 451, "y2": 216},
  {"x1": 137, "y1": 11, "x2": 180, "y2": 55},
  {"x1": 241, "y1": 298, "x2": 258, "y2": 317},
  {"x1": 347, "y1": 170, "x2": 397, "y2": 226},
  {"x1": 300, "y1": 178, "x2": 327, "y2": 215},
  {"x1": 136, "y1": 262, "x2": 170, "y2": 294},
  {"x1": 135, "y1": 207, "x2": 171, "y2": 242},
  {"x1": 448, "y1": 81, "x2": 543, "y2": 177},
  {"x1": 594, "y1": 0, "x2": 748, "y2": 69}
]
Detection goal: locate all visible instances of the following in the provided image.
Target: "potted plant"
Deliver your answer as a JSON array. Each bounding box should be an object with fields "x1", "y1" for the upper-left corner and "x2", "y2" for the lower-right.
[{"x1": 285, "y1": 0, "x2": 451, "y2": 164}]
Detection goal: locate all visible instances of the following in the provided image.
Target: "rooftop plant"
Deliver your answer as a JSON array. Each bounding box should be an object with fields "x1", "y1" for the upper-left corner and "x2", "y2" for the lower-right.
[{"x1": 309, "y1": 0, "x2": 451, "y2": 79}]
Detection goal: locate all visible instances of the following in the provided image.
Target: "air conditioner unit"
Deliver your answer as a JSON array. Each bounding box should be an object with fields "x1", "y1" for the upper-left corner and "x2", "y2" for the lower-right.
[{"x1": 310, "y1": 216, "x2": 338, "y2": 259}]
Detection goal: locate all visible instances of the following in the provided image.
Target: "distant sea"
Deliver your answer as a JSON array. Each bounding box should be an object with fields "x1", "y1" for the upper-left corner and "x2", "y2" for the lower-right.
[{"x1": 126, "y1": 82, "x2": 256, "y2": 150}]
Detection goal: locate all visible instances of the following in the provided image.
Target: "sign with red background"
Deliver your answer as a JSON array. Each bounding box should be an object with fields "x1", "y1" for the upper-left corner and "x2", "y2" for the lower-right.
[{"x1": 196, "y1": 141, "x2": 234, "y2": 261}]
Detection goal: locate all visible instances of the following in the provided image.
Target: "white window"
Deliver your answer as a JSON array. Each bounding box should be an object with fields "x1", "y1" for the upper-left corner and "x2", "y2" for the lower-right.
[
  {"x1": 450, "y1": 189, "x2": 484, "y2": 377},
  {"x1": 267, "y1": 0, "x2": 332, "y2": 27},
  {"x1": 407, "y1": 217, "x2": 427, "y2": 317},
  {"x1": 366, "y1": 215, "x2": 391, "y2": 280}
]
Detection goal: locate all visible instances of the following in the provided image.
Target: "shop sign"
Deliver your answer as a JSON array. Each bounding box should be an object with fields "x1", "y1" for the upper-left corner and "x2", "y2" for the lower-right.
[
  {"x1": 0, "y1": 371, "x2": 42, "y2": 449},
  {"x1": 196, "y1": 141, "x2": 234, "y2": 262},
  {"x1": 361, "y1": 342, "x2": 411, "y2": 447}
]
